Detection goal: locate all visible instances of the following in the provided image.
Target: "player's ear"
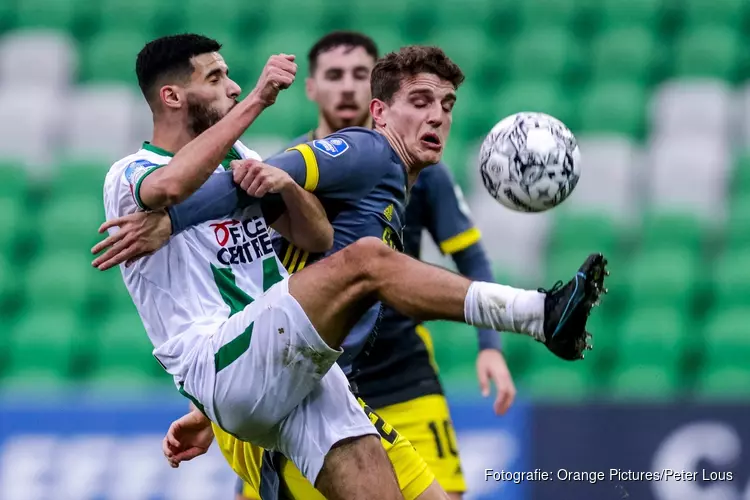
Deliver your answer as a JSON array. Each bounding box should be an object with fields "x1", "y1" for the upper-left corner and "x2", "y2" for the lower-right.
[
  {"x1": 160, "y1": 85, "x2": 182, "y2": 110},
  {"x1": 370, "y1": 99, "x2": 387, "y2": 127},
  {"x1": 305, "y1": 77, "x2": 315, "y2": 101}
]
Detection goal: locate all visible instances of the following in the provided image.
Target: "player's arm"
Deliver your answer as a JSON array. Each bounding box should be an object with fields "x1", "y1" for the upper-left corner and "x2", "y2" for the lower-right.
[
  {"x1": 423, "y1": 164, "x2": 500, "y2": 351},
  {"x1": 135, "y1": 55, "x2": 295, "y2": 211},
  {"x1": 262, "y1": 131, "x2": 388, "y2": 201},
  {"x1": 162, "y1": 403, "x2": 214, "y2": 468}
]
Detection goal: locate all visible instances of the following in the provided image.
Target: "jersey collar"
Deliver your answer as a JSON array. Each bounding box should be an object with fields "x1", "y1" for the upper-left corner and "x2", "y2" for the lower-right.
[{"x1": 142, "y1": 141, "x2": 241, "y2": 170}]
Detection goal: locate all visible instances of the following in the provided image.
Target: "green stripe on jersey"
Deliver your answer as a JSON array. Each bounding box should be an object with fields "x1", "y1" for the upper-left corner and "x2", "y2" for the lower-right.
[
  {"x1": 215, "y1": 322, "x2": 254, "y2": 373},
  {"x1": 211, "y1": 264, "x2": 253, "y2": 316}
]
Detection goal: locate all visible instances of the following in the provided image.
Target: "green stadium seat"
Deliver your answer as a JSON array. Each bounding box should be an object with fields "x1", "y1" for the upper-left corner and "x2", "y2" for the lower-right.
[
  {"x1": 507, "y1": 29, "x2": 579, "y2": 84},
  {"x1": 427, "y1": 321, "x2": 477, "y2": 374},
  {"x1": 493, "y1": 82, "x2": 575, "y2": 131},
  {"x1": 248, "y1": 87, "x2": 314, "y2": 137},
  {"x1": 53, "y1": 160, "x2": 109, "y2": 199},
  {"x1": 516, "y1": 0, "x2": 578, "y2": 29},
  {"x1": 624, "y1": 247, "x2": 699, "y2": 311},
  {"x1": 95, "y1": 312, "x2": 161, "y2": 375},
  {"x1": 732, "y1": 153, "x2": 750, "y2": 194},
  {"x1": 695, "y1": 365, "x2": 750, "y2": 399},
  {"x1": 609, "y1": 364, "x2": 679, "y2": 400},
  {"x1": 521, "y1": 364, "x2": 592, "y2": 401},
  {"x1": 597, "y1": 0, "x2": 664, "y2": 31},
  {"x1": 712, "y1": 250, "x2": 750, "y2": 308},
  {"x1": 1, "y1": 368, "x2": 69, "y2": 393},
  {"x1": 349, "y1": 0, "x2": 409, "y2": 33},
  {"x1": 436, "y1": 29, "x2": 490, "y2": 85},
  {"x1": 640, "y1": 211, "x2": 706, "y2": 250},
  {"x1": 250, "y1": 30, "x2": 325, "y2": 83},
  {"x1": 672, "y1": 27, "x2": 740, "y2": 81},
  {"x1": 680, "y1": 0, "x2": 746, "y2": 29},
  {"x1": 703, "y1": 308, "x2": 750, "y2": 367},
  {"x1": 0, "y1": 254, "x2": 20, "y2": 311},
  {"x1": 25, "y1": 253, "x2": 92, "y2": 314},
  {"x1": 617, "y1": 307, "x2": 688, "y2": 369},
  {"x1": 433, "y1": 0, "x2": 494, "y2": 31},
  {"x1": 0, "y1": 162, "x2": 29, "y2": 203},
  {"x1": 547, "y1": 212, "x2": 622, "y2": 257},
  {"x1": 98, "y1": 0, "x2": 163, "y2": 35},
  {"x1": 360, "y1": 29, "x2": 403, "y2": 57},
  {"x1": 88, "y1": 368, "x2": 170, "y2": 393},
  {"x1": 82, "y1": 31, "x2": 151, "y2": 84},
  {"x1": 13, "y1": 0, "x2": 78, "y2": 33},
  {"x1": 578, "y1": 81, "x2": 647, "y2": 139},
  {"x1": 37, "y1": 196, "x2": 104, "y2": 252},
  {"x1": 451, "y1": 85, "x2": 498, "y2": 143},
  {"x1": 0, "y1": 199, "x2": 22, "y2": 259},
  {"x1": 7, "y1": 311, "x2": 81, "y2": 379},
  {"x1": 181, "y1": 0, "x2": 248, "y2": 41},
  {"x1": 726, "y1": 194, "x2": 750, "y2": 249},
  {"x1": 590, "y1": 28, "x2": 659, "y2": 84},
  {"x1": 499, "y1": 334, "x2": 531, "y2": 376}
]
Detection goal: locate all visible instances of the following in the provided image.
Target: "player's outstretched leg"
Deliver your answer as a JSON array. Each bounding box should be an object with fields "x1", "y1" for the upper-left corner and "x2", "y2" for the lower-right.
[
  {"x1": 316, "y1": 435, "x2": 403, "y2": 500},
  {"x1": 289, "y1": 237, "x2": 608, "y2": 362}
]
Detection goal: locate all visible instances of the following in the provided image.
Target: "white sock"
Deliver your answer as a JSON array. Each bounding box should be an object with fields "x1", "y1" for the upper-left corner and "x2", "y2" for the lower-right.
[{"x1": 464, "y1": 282, "x2": 546, "y2": 342}]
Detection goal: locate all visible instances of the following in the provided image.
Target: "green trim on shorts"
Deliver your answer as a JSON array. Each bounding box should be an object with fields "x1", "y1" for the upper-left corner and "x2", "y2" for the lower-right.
[{"x1": 215, "y1": 322, "x2": 255, "y2": 373}]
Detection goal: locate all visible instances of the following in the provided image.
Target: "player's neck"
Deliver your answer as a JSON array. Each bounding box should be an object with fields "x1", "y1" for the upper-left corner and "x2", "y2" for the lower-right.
[
  {"x1": 377, "y1": 127, "x2": 424, "y2": 186},
  {"x1": 150, "y1": 120, "x2": 196, "y2": 156}
]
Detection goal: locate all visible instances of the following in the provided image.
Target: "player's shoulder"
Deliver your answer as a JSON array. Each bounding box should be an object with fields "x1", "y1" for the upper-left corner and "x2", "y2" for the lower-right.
[
  {"x1": 312, "y1": 127, "x2": 390, "y2": 165},
  {"x1": 105, "y1": 148, "x2": 165, "y2": 187}
]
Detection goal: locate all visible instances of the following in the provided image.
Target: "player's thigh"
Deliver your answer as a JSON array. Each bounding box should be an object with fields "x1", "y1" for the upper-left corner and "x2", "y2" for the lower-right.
[
  {"x1": 275, "y1": 363, "x2": 379, "y2": 485},
  {"x1": 276, "y1": 396, "x2": 437, "y2": 500},
  {"x1": 287, "y1": 237, "x2": 391, "y2": 345},
  {"x1": 358, "y1": 398, "x2": 438, "y2": 500},
  {"x1": 376, "y1": 395, "x2": 467, "y2": 495},
  {"x1": 207, "y1": 277, "x2": 342, "y2": 446}
]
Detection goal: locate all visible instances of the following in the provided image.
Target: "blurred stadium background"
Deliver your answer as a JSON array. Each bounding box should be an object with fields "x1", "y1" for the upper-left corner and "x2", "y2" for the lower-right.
[{"x1": 2, "y1": 0, "x2": 750, "y2": 498}]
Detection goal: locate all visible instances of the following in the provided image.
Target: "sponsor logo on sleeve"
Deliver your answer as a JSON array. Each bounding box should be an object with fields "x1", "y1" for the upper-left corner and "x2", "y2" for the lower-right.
[{"x1": 312, "y1": 138, "x2": 349, "y2": 158}]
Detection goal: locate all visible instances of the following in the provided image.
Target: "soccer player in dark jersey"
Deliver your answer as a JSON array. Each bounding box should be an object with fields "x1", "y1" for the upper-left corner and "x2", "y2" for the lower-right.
[
  {"x1": 93, "y1": 45, "x2": 607, "y2": 500},
  {"x1": 274, "y1": 31, "x2": 516, "y2": 500}
]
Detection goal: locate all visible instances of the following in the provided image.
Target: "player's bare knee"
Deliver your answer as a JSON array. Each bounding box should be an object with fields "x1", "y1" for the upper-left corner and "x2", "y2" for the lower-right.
[
  {"x1": 348, "y1": 236, "x2": 395, "y2": 278},
  {"x1": 316, "y1": 434, "x2": 397, "y2": 490}
]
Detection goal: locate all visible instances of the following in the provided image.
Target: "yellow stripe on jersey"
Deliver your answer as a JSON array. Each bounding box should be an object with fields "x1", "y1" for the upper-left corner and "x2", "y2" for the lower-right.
[
  {"x1": 286, "y1": 144, "x2": 319, "y2": 191},
  {"x1": 282, "y1": 244, "x2": 294, "y2": 268},
  {"x1": 415, "y1": 325, "x2": 439, "y2": 374},
  {"x1": 296, "y1": 251, "x2": 309, "y2": 271},
  {"x1": 288, "y1": 248, "x2": 301, "y2": 272},
  {"x1": 439, "y1": 227, "x2": 481, "y2": 255}
]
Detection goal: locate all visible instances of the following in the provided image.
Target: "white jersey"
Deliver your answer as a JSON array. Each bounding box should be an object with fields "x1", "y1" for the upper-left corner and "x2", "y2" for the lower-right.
[{"x1": 103, "y1": 140, "x2": 289, "y2": 382}]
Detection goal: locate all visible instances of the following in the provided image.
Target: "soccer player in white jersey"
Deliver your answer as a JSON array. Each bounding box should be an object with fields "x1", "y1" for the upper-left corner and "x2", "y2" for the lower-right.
[{"x1": 100, "y1": 34, "x2": 608, "y2": 500}]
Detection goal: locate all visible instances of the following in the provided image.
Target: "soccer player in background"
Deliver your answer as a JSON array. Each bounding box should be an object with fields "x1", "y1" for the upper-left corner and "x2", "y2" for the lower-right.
[
  {"x1": 95, "y1": 40, "x2": 607, "y2": 500},
  {"x1": 256, "y1": 31, "x2": 517, "y2": 500}
]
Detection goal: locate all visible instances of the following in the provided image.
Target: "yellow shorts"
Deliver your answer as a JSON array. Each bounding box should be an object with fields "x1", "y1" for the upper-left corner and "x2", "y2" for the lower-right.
[
  {"x1": 376, "y1": 394, "x2": 467, "y2": 494},
  {"x1": 218, "y1": 397, "x2": 435, "y2": 500}
]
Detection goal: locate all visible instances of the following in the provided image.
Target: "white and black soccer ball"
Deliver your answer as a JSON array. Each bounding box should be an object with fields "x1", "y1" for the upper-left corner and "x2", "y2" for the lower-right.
[{"x1": 479, "y1": 112, "x2": 581, "y2": 213}]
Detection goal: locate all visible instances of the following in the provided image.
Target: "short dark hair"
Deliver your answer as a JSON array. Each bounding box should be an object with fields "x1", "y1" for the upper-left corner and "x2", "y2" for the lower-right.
[
  {"x1": 308, "y1": 31, "x2": 379, "y2": 74},
  {"x1": 136, "y1": 34, "x2": 222, "y2": 106},
  {"x1": 371, "y1": 46, "x2": 465, "y2": 103}
]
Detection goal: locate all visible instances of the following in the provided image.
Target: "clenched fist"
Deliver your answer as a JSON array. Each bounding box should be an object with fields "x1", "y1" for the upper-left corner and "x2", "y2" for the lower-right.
[
  {"x1": 230, "y1": 159, "x2": 295, "y2": 197},
  {"x1": 251, "y1": 54, "x2": 296, "y2": 107}
]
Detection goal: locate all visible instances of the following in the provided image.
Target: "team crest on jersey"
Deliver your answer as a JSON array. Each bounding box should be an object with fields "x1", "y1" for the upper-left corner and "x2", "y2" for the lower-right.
[
  {"x1": 124, "y1": 159, "x2": 158, "y2": 187},
  {"x1": 313, "y1": 138, "x2": 349, "y2": 157}
]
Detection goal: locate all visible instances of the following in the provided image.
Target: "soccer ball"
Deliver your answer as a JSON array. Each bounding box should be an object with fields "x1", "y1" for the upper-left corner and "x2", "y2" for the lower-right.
[{"x1": 479, "y1": 112, "x2": 581, "y2": 213}]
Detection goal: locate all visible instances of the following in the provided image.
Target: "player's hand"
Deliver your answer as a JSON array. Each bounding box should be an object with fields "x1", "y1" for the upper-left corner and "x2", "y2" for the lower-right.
[
  {"x1": 477, "y1": 349, "x2": 516, "y2": 416},
  {"x1": 231, "y1": 159, "x2": 295, "y2": 197},
  {"x1": 162, "y1": 409, "x2": 215, "y2": 468},
  {"x1": 250, "y1": 54, "x2": 296, "y2": 107},
  {"x1": 91, "y1": 210, "x2": 172, "y2": 271}
]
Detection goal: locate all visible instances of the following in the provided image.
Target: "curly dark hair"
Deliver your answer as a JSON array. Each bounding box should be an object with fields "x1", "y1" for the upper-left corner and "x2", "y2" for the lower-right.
[{"x1": 371, "y1": 45, "x2": 465, "y2": 103}]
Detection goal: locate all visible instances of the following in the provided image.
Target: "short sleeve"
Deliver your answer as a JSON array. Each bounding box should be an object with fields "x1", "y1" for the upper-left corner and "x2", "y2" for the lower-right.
[{"x1": 123, "y1": 158, "x2": 166, "y2": 210}]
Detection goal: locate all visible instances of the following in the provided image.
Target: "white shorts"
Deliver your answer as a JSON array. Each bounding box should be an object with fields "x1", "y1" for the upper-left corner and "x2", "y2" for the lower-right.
[{"x1": 181, "y1": 277, "x2": 377, "y2": 483}]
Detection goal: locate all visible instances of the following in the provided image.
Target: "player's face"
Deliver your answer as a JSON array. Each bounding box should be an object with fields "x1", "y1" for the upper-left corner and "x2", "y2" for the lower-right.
[
  {"x1": 381, "y1": 72, "x2": 456, "y2": 165},
  {"x1": 307, "y1": 46, "x2": 374, "y2": 130},
  {"x1": 185, "y1": 52, "x2": 241, "y2": 135}
]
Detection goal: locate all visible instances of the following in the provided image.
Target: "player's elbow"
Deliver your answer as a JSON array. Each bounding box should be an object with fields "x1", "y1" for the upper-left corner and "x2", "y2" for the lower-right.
[
  {"x1": 305, "y1": 223, "x2": 334, "y2": 253},
  {"x1": 147, "y1": 176, "x2": 188, "y2": 209}
]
